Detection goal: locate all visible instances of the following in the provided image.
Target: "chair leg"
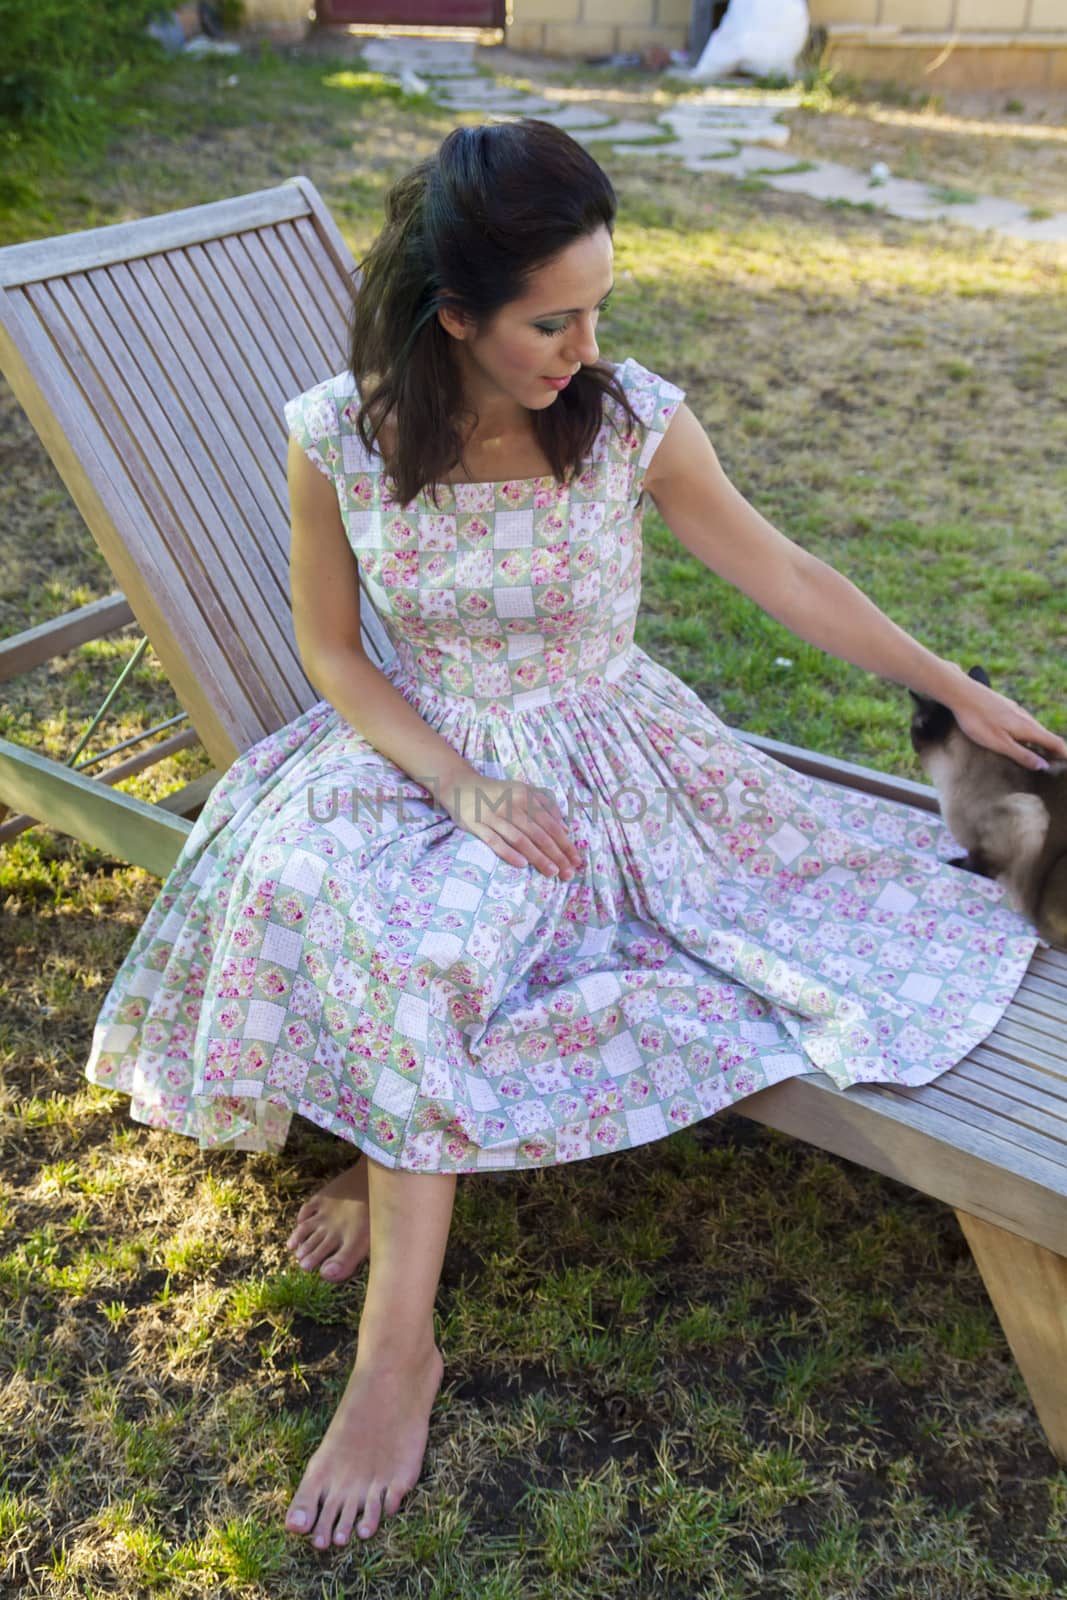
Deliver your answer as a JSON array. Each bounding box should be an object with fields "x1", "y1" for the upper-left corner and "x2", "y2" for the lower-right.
[{"x1": 955, "y1": 1207, "x2": 1067, "y2": 1464}]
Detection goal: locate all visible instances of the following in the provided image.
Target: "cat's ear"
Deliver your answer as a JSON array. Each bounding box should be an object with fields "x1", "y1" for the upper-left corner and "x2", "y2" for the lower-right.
[{"x1": 968, "y1": 664, "x2": 991, "y2": 687}]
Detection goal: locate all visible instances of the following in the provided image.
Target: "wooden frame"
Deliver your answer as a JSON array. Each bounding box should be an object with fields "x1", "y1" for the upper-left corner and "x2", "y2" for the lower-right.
[{"x1": 1, "y1": 179, "x2": 1063, "y2": 1463}]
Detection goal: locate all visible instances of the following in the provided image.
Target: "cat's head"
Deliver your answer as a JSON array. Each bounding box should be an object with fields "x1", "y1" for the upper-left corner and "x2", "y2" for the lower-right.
[{"x1": 909, "y1": 664, "x2": 991, "y2": 756}]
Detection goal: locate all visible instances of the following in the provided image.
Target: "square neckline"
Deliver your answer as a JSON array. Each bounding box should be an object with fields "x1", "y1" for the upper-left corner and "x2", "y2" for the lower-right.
[{"x1": 341, "y1": 362, "x2": 633, "y2": 505}]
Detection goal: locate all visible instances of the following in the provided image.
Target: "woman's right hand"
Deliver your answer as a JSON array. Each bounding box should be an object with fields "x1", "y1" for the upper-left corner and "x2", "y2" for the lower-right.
[{"x1": 441, "y1": 778, "x2": 582, "y2": 880}]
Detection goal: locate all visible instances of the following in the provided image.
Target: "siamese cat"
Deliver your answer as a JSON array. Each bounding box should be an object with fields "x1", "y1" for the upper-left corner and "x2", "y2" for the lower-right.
[{"x1": 909, "y1": 666, "x2": 1067, "y2": 946}]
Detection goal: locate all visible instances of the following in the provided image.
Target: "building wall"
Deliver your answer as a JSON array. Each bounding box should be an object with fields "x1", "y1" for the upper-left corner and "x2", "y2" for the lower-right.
[
  {"x1": 812, "y1": 1, "x2": 1065, "y2": 27},
  {"x1": 507, "y1": 0, "x2": 1067, "y2": 62},
  {"x1": 813, "y1": 0, "x2": 1067, "y2": 90},
  {"x1": 238, "y1": 0, "x2": 1067, "y2": 81},
  {"x1": 506, "y1": 0, "x2": 689, "y2": 59}
]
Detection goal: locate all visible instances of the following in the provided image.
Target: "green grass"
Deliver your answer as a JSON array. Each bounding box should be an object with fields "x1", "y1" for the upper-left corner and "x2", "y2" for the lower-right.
[{"x1": 1, "y1": 35, "x2": 1066, "y2": 1600}]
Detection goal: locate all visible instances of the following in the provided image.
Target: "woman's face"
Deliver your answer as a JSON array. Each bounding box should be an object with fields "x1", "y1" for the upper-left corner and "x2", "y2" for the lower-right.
[{"x1": 440, "y1": 225, "x2": 615, "y2": 415}]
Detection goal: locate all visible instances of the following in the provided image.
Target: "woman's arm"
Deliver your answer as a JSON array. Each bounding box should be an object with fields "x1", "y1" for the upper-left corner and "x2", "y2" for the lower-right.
[
  {"x1": 288, "y1": 439, "x2": 471, "y2": 792},
  {"x1": 287, "y1": 440, "x2": 580, "y2": 877},
  {"x1": 643, "y1": 405, "x2": 1067, "y2": 771}
]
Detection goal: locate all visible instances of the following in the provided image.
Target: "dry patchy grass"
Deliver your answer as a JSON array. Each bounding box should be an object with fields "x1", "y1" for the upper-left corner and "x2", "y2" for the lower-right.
[{"x1": 1, "y1": 43, "x2": 1066, "y2": 1599}]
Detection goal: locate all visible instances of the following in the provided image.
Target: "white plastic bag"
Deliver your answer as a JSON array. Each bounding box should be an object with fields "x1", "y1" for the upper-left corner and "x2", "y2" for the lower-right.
[{"x1": 691, "y1": 0, "x2": 810, "y2": 82}]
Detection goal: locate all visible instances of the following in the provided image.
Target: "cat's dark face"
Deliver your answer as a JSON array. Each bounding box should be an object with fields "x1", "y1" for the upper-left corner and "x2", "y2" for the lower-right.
[{"x1": 909, "y1": 665, "x2": 991, "y2": 755}]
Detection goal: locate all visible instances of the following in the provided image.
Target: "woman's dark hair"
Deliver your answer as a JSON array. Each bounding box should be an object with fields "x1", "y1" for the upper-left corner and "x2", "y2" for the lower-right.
[{"x1": 348, "y1": 119, "x2": 640, "y2": 506}]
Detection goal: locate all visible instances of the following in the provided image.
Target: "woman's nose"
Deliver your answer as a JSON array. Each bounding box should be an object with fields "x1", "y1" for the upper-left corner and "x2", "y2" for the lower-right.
[{"x1": 563, "y1": 315, "x2": 599, "y2": 367}]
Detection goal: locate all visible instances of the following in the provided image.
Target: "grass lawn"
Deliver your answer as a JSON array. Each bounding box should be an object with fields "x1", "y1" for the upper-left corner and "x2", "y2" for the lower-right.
[{"x1": 1, "y1": 40, "x2": 1065, "y2": 1599}]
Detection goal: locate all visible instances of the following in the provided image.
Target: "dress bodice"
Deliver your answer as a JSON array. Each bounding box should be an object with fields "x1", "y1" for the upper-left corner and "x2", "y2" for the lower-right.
[{"x1": 284, "y1": 358, "x2": 685, "y2": 713}]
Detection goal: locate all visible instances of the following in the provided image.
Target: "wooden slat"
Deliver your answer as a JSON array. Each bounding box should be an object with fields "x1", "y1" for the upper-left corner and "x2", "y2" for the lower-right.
[
  {"x1": 734, "y1": 1069, "x2": 1067, "y2": 1256},
  {"x1": 32, "y1": 272, "x2": 293, "y2": 730},
  {"x1": 124, "y1": 256, "x2": 290, "y2": 563},
  {"x1": 902, "y1": 1078, "x2": 1067, "y2": 1166},
  {"x1": 0, "y1": 736, "x2": 190, "y2": 876},
  {"x1": 955, "y1": 1211, "x2": 1067, "y2": 1463},
  {"x1": 75, "y1": 265, "x2": 307, "y2": 718},
  {"x1": 957, "y1": 1054, "x2": 1067, "y2": 1121},
  {"x1": 967, "y1": 1044, "x2": 1067, "y2": 1099},
  {"x1": 190, "y1": 237, "x2": 300, "y2": 408},
  {"x1": 156, "y1": 768, "x2": 223, "y2": 817},
  {"x1": 0, "y1": 594, "x2": 135, "y2": 681},
  {"x1": 989, "y1": 1015, "x2": 1067, "y2": 1074},
  {"x1": 288, "y1": 214, "x2": 356, "y2": 335},
  {"x1": 279, "y1": 216, "x2": 354, "y2": 342},
  {"x1": 0, "y1": 185, "x2": 309, "y2": 287},
  {"x1": 0, "y1": 288, "x2": 248, "y2": 764},
  {"x1": 150, "y1": 250, "x2": 291, "y2": 508},
  {"x1": 286, "y1": 177, "x2": 362, "y2": 301},
  {"x1": 102, "y1": 257, "x2": 304, "y2": 698},
  {"x1": 0, "y1": 726, "x2": 202, "y2": 843},
  {"x1": 232, "y1": 229, "x2": 337, "y2": 378},
  {"x1": 1004, "y1": 996, "x2": 1067, "y2": 1047},
  {"x1": 1015, "y1": 971, "x2": 1067, "y2": 1011}
]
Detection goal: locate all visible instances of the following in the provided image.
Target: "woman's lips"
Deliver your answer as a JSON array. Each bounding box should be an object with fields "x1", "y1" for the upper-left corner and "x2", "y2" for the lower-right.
[{"x1": 543, "y1": 375, "x2": 571, "y2": 391}]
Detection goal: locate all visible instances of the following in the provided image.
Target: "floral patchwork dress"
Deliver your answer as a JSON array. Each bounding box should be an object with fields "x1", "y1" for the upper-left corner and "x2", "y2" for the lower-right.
[{"x1": 83, "y1": 358, "x2": 1039, "y2": 1172}]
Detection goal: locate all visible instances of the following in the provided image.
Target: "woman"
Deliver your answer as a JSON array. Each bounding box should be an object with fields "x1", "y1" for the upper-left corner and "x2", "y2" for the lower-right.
[{"x1": 85, "y1": 121, "x2": 1065, "y2": 1551}]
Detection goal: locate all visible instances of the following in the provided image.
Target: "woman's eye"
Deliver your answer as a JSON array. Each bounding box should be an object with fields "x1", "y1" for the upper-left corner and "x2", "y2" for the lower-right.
[{"x1": 534, "y1": 300, "x2": 611, "y2": 337}]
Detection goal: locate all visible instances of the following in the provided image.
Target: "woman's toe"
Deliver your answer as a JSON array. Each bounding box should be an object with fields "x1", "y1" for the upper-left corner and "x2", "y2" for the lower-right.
[
  {"x1": 295, "y1": 1229, "x2": 334, "y2": 1271},
  {"x1": 318, "y1": 1240, "x2": 367, "y2": 1281},
  {"x1": 285, "y1": 1493, "x2": 320, "y2": 1534},
  {"x1": 357, "y1": 1484, "x2": 386, "y2": 1539},
  {"x1": 313, "y1": 1496, "x2": 347, "y2": 1550},
  {"x1": 286, "y1": 1208, "x2": 321, "y2": 1251}
]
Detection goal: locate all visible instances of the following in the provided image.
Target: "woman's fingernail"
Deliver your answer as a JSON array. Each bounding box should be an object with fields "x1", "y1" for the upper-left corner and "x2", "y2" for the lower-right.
[{"x1": 1034, "y1": 757, "x2": 1050, "y2": 771}]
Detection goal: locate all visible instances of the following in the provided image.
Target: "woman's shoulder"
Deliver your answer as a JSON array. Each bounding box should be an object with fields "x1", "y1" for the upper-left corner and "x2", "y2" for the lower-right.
[
  {"x1": 600, "y1": 358, "x2": 687, "y2": 478},
  {"x1": 283, "y1": 370, "x2": 380, "y2": 480},
  {"x1": 610, "y1": 356, "x2": 686, "y2": 421},
  {"x1": 283, "y1": 369, "x2": 360, "y2": 433},
  {"x1": 604, "y1": 358, "x2": 687, "y2": 464}
]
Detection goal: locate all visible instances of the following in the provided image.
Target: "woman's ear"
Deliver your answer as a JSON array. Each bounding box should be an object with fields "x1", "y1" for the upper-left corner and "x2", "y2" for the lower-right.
[{"x1": 437, "y1": 301, "x2": 474, "y2": 341}]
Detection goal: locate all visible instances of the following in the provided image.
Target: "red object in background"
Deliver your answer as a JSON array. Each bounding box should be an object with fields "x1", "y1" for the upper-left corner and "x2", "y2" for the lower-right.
[{"x1": 317, "y1": 0, "x2": 505, "y2": 27}]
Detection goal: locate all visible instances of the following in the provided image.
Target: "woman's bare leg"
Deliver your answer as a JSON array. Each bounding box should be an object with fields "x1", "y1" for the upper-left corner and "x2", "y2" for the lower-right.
[
  {"x1": 284, "y1": 1158, "x2": 456, "y2": 1548},
  {"x1": 287, "y1": 1155, "x2": 370, "y2": 1281}
]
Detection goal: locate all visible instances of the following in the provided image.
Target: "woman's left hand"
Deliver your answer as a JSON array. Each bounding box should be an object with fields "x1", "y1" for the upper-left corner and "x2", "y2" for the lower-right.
[{"x1": 944, "y1": 668, "x2": 1067, "y2": 772}]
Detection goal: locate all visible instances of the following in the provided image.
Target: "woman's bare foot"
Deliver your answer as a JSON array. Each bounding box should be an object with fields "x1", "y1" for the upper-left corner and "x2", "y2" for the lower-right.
[
  {"x1": 284, "y1": 1339, "x2": 445, "y2": 1547},
  {"x1": 286, "y1": 1158, "x2": 371, "y2": 1282}
]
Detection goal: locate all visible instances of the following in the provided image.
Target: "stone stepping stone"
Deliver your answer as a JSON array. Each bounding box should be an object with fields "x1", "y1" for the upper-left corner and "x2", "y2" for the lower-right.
[
  {"x1": 441, "y1": 92, "x2": 555, "y2": 114},
  {"x1": 670, "y1": 143, "x2": 799, "y2": 178},
  {"x1": 362, "y1": 41, "x2": 474, "y2": 73},
  {"x1": 1003, "y1": 213, "x2": 1067, "y2": 242},
  {"x1": 922, "y1": 194, "x2": 1046, "y2": 232},
  {"x1": 570, "y1": 120, "x2": 668, "y2": 146},
  {"x1": 530, "y1": 106, "x2": 615, "y2": 130},
  {"x1": 625, "y1": 137, "x2": 739, "y2": 164},
  {"x1": 357, "y1": 39, "x2": 1065, "y2": 246},
  {"x1": 662, "y1": 108, "x2": 790, "y2": 148}
]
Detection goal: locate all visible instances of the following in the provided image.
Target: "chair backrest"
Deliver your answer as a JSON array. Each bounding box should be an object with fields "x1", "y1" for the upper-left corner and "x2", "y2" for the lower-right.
[{"x1": 0, "y1": 177, "x2": 393, "y2": 772}]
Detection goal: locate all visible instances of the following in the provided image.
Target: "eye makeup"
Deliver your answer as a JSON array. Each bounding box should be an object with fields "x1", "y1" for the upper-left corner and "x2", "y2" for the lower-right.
[{"x1": 533, "y1": 292, "x2": 613, "y2": 337}]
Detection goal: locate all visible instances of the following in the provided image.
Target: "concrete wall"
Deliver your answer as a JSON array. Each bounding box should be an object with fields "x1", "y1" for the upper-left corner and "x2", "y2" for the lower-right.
[
  {"x1": 238, "y1": 0, "x2": 1067, "y2": 86},
  {"x1": 813, "y1": 1, "x2": 1064, "y2": 27},
  {"x1": 506, "y1": 0, "x2": 690, "y2": 59},
  {"x1": 507, "y1": 0, "x2": 1067, "y2": 63},
  {"x1": 816, "y1": 1, "x2": 1067, "y2": 91}
]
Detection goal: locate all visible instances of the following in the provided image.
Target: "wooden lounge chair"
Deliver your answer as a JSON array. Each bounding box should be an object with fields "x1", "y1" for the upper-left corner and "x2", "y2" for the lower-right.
[{"x1": 1, "y1": 179, "x2": 1064, "y2": 1465}]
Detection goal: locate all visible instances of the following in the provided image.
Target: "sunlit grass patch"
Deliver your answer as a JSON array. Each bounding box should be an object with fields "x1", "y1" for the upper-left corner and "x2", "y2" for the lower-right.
[
  {"x1": 199, "y1": 1514, "x2": 289, "y2": 1586},
  {"x1": 1, "y1": 41, "x2": 1066, "y2": 1600},
  {"x1": 225, "y1": 1266, "x2": 346, "y2": 1327},
  {"x1": 519, "y1": 1459, "x2": 632, "y2": 1576},
  {"x1": 44, "y1": 1234, "x2": 149, "y2": 1296}
]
